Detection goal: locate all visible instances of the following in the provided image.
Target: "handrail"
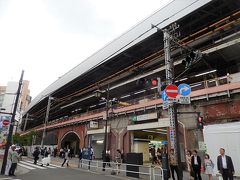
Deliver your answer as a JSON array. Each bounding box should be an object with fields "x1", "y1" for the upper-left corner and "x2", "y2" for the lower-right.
[{"x1": 79, "y1": 159, "x2": 163, "y2": 180}]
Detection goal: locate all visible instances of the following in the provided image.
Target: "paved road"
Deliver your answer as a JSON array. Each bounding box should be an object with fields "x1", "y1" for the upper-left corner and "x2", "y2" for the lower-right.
[{"x1": 0, "y1": 164, "x2": 129, "y2": 180}]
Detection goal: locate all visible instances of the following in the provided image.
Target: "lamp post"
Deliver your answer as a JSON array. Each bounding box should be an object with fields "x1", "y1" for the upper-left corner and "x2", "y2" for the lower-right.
[
  {"x1": 40, "y1": 96, "x2": 54, "y2": 148},
  {"x1": 94, "y1": 86, "x2": 110, "y2": 171},
  {"x1": 1, "y1": 70, "x2": 24, "y2": 175}
]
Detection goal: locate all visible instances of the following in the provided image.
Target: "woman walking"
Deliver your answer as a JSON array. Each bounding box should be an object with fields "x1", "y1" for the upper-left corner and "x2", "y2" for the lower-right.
[
  {"x1": 61, "y1": 148, "x2": 70, "y2": 167},
  {"x1": 204, "y1": 154, "x2": 214, "y2": 180},
  {"x1": 186, "y1": 150, "x2": 193, "y2": 179}
]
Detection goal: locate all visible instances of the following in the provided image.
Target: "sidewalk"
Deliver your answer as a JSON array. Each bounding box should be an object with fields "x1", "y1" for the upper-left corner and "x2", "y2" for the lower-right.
[
  {"x1": 0, "y1": 158, "x2": 30, "y2": 178},
  {"x1": 48, "y1": 157, "x2": 221, "y2": 180}
]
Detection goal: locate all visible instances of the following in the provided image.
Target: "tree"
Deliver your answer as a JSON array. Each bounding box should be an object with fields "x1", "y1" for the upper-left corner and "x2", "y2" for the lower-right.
[{"x1": 13, "y1": 130, "x2": 40, "y2": 146}]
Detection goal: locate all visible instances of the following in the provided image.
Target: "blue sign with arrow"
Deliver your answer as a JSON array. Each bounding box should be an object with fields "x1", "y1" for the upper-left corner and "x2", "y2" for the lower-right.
[
  {"x1": 178, "y1": 83, "x2": 191, "y2": 96},
  {"x1": 161, "y1": 90, "x2": 168, "y2": 101}
]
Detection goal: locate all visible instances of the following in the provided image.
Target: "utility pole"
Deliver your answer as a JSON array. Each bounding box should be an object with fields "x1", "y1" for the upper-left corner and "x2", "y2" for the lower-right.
[
  {"x1": 23, "y1": 113, "x2": 29, "y2": 132},
  {"x1": 40, "y1": 96, "x2": 52, "y2": 148},
  {"x1": 102, "y1": 84, "x2": 110, "y2": 171},
  {"x1": 1, "y1": 70, "x2": 24, "y2": 175},
  {"x1": 163, "y1": 25, "x2": 183, "y2": 179}
]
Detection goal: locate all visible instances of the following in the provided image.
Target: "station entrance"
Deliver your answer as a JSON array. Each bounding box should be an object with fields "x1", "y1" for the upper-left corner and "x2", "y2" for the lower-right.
[
  {"x1": 133, "y1": 128, "x2": 168, "y2": 162},
  {"x1": 127, "y1": 117, "x2": 170, "y2": 162},
  {"x1": 61, "y1": 131, "x2": 80, "y2": 156}
]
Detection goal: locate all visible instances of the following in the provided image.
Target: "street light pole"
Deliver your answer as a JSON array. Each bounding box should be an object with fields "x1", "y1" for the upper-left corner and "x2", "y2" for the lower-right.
[
  {"x1": 102, "y1": 85, "x2": 110, "y2": 171},
  {"x1": 1, "y1": 70, "x2": 24, "y2": 175},
  {"x1": 40, "y1": 96, "x2": 52, "y2": 148}
]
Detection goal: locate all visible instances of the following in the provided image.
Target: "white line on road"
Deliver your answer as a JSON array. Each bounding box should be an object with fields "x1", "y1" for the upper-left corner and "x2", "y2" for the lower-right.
[
  {"x1": 19, "y1": 161, "x2": 46, "y2": 169},
  {"x1": 46, "y1": 164, "x2": 65, "y2": 168},
  {"x1": 18, "y1": 163, "x2": 36, "y2": 170},
  {"x1": 24, "y1": 160, "x2": 56, "y2": 169}
]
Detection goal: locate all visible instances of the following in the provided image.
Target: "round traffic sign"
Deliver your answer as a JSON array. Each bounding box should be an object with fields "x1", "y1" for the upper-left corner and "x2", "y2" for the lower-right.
[
  {"x1": 2, "y1": 119, "x2": 10, "y2": 126},
  {"x1": 165, "y1": 84, "x2": 178, "y2": 98},
  {"x1": 178, "y1": 83, "x2": 191, "y2": 96}
]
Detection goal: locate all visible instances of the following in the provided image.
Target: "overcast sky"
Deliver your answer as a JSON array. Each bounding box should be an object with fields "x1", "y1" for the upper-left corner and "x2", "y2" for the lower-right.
[{"x1": 0, "y1": 0, "x2": 171, "y2": 98}]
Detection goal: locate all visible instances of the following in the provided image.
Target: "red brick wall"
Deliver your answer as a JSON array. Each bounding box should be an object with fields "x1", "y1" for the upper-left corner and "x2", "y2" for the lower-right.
[{"x1": 205, "y1": 100, "x2": 240, "y2": 122}]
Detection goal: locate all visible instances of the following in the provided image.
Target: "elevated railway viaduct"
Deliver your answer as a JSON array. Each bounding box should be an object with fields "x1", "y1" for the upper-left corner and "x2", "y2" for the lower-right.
[{"x1": 22, "y1": 0, "x2": 240, "y2": 163}]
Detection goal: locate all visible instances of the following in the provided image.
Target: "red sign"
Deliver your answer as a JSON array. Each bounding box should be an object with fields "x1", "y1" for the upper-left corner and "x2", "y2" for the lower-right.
[
  {"x1": 2, "y1": 119, "x2": 10, "y2": 126},
  {"x1": 165, "y1": 84, "x2": 178, "y2": 98}
]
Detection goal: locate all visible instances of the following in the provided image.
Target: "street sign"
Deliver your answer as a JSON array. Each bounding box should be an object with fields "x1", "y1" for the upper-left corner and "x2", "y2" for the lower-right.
[
  {"x1": 178, "y1": 96, "x2": 191, "y2": 104},
  {"x1": 178, "y1": 83, "x2": 191, "y2": 96},
  {"x1": 2, "y1": 119, "x2": 10, "y2": 126},
  {"x1": 161, "y1": 90, "x2": 168, "y2": 101},
  {"x1": 165, "y1": 84, "x2": 178, "y2": 98},
  {"x1": 163, "y1": 101, "x2": 169, "y2": 110}
]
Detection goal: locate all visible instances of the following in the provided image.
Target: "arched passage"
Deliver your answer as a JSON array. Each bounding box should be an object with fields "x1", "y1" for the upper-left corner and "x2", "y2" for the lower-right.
[{"x1": 61, "y1": 131, "x2": 80, "y2": 155}]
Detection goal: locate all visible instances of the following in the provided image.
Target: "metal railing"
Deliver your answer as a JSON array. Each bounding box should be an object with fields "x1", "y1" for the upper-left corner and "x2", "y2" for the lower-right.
[{"x1": 78, "y1": 159, "x2": 163, "y2": 180}]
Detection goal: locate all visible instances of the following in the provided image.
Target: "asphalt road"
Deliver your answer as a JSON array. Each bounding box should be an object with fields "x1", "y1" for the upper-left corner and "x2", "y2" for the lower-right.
[{"x1": 0, "y1": 167, "x2": 130, "y2": 180}]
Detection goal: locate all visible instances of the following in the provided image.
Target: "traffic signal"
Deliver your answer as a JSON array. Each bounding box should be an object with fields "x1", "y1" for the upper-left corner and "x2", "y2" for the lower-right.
[
  {"x1": 151, "y1": 79, "x2": 158, "y2": 86},
  {"x1": 197, "y1": 116, "x2": 204, "y2": 130},
  {"x1": 182, "y1": 50, "x2": 202, "y2": 68},
  {"x1": 136, "y1": 78, "x2": 150, "y2": 87},
  {"x1": 136, "y1": 77, "x2": 163, "y2": 95}
]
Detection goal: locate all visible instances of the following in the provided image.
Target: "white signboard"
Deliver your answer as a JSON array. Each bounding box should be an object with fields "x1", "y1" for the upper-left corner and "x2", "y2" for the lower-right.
[
  {"x1": 178, "y1": 96, "x2": 191, "y2": 104},
  {"x1": 136, "y1": 113, "x2": 158, "y2": 121},
  {"x1": 198, "y1": 141, "x2": 207, "y2": 151},
  {"x1": 89, "y1": 121, "x2": 99, "y2": 128},
  {"x1": 163, "y1": 101, "x2": 169, "y2": 110}
]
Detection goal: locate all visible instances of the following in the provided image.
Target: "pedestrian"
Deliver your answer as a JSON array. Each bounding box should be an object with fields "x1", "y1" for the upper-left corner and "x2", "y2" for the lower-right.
[
  {"x1": 151, "y1": 146, "x2": 156, "y2": 164},
  {"x1": 191, "y1": 150, "x2": 202, "y2": 180},
  {"x1": 78, "y1": 148, "x2": 82, "y2": 168},
  {"x1": 9, "y1": 145, "x2": 21, "y2": 176},
  {"x1": 33, "y1": 147, "x2": 40, "y2": 164},
  {"x1": 169, "y1": 149, "x2": 179, "y2": 180},
  {"x1": 53, "y1": 147, "x2": 58, "y2": 157},
  {"x1": 47, "y1": 147, "x2": 51, "y2": 156},
  {"x1": 90, "y1": 146, "x2": 94, "y2": 160},
  {"x1": 217, "y1": 148, "x2": 234, "y2": 180},
  {"x1": 106, "y1": 148, "x2": 111, "y2": 167},
  {"x1": 186, "y1": 150, "x2": 194, "y2": 179},
  {"x1": 157, "y1": 148, "x2": 162, "y2": 164},
  {"x1": 69, "y1": 147, "x2": 74, "y2": 158},
  {"x1": 204, "y1": 154, "x2": 214, "y2": 180},
  {"x1": 59, "y1": 148, "x2": 64, "y2": 158},
  {"x1": 115, "y1": 149, "x2": 122, "y2": 174},
  {"x1": 5, "y1": 145, "x2": 14, "y2": 175},
  {"x1": 61, "y1": 148, "x2": 70, "y2": 167}
]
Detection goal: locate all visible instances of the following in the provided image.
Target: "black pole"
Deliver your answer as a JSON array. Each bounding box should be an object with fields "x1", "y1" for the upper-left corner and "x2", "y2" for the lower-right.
[
  {"x1": 174, "y1": 103, "x2": 183, "y2": 180},
  {"x1": 102, "y1": 85, "x2": 109, "y2": 171},
  {"x1": 1, "y1": 70, "x2": 24, "y2": 175}
]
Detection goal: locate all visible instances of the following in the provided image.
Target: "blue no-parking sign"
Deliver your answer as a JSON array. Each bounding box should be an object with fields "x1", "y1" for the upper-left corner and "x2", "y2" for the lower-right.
[{"x1": 178, "y1": 83, "x2": 191, "y2": 96}]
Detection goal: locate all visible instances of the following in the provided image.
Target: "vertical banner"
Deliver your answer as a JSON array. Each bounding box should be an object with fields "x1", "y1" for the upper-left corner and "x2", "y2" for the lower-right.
[{"x1": 0, "y1": 115, "x2": 11, "y2": 147}]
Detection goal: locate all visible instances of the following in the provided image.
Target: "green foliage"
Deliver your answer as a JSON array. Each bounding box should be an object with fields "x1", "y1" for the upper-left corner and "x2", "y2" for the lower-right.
[{"x1": 13, "y1": 130, "x2": 40, "y2": 146}]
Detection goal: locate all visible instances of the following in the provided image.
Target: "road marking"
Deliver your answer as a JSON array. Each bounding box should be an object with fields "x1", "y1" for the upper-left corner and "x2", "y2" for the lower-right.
[
  {"x1": 24, "y1": 160, "x2": 66, "y2": 169},
  {"x1": 19, "y1": 161, "x2": 46, "y2": 169},
  {"x1": 18, "y1": 163, "x2": 36, "y2": 170},
  {"x1": 24, "y1": 160, "x2": 57, "y2": 169},
  {"x1": 46, "y1": 164, "x2": 65, "y2": 168}
]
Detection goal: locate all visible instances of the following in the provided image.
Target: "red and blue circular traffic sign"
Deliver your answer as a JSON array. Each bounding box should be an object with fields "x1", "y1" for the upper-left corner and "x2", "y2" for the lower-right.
[{"x1": 165, "y1": 84, "x2": 178, "y2": 98}]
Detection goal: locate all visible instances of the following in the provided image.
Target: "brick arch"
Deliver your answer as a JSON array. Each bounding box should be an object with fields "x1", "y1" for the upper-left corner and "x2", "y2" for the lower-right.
[{"x1": 57, "y1": 124, "x2": 85, "y2": 150}]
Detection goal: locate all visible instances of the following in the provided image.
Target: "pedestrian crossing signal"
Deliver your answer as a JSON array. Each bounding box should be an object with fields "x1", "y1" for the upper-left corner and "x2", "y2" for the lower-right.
[{"x1": 197, "y1": 116, "x2": 204, "y2": 130}]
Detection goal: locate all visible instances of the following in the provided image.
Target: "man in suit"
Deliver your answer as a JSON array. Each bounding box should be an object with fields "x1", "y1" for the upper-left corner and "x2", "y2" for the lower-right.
[
  {"x1": 191, "y1": 150, "x2": 202, "y2": 180},
  {"x1": 217, "y1": 148, "x2": 234, "y2": 180}
]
